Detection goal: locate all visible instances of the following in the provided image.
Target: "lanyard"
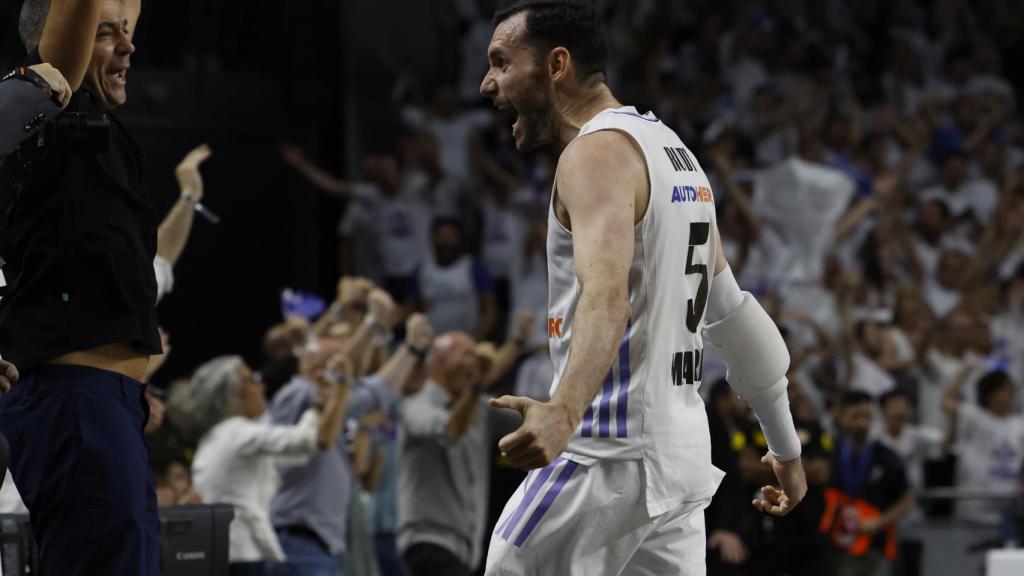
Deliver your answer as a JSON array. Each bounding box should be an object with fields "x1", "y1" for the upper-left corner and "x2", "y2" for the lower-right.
[{"x1": 840, "y1": 439, "x2": 876, "y2": 497}]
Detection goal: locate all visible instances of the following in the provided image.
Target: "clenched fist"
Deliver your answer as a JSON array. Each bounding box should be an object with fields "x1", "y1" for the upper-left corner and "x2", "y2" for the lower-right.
[
  {"x1": 367, "y1": 288, "x2": 397, "y2": 331},
  {"x1": 405, "y1": 313, "x2": 434, "y2": 350}
]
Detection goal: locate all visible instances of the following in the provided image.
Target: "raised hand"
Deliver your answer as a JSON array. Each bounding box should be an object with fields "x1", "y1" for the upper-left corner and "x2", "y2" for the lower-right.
[
  {"x1": 337, "y1": 276, "x2": 374, "y2": 308},
  {"x1": 405, "y1": 313, "x2": 434, "y2": 350},
  {"x1": 279, "y1": 143, "x2": 306, "y2": 167},
  {"x1": 367, "y1": 288, "x2": 398, "y2": 331},
  {"x1": 318, "y1": 352, "x2": 354, "y2": 406},
  {"x1": 175, "y1": 143, "x2": 212, "y2": 201}
]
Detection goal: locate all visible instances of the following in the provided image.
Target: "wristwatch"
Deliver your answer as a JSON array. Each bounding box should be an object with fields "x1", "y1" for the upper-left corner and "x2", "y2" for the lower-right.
[{"x1": 406, "y1": 341, "x2": 429, "y2": 361}]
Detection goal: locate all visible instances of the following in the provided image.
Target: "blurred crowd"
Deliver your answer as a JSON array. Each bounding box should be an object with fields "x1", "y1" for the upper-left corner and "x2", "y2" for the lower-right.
[{"x1": 5, "y1": 0, "x2": 1022, "y2": 575}]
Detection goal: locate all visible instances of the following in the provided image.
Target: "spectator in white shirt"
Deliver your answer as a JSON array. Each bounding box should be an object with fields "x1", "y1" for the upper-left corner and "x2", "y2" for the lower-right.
[
  {"x1": 279, "y1": 145, "x2": 431, "y2": 298},
  {"x1": 402, "y1": 83, "x2": 491, "y2": 185},
  {"x1": 920, "y1": 151, "x2": 999, "y2": 226},
  {"x1": 411, "y1": 218, "x2": 497, "y2": 341},
  {"x1": 877, "y1": 389, "x2": 945, "y2": 522},
  {"x1": 943, "y1": 369, "x2": 1024, "y2": 525},
  {"x1": 167, "y1": 354, "x2": 351, "y2": 576}
]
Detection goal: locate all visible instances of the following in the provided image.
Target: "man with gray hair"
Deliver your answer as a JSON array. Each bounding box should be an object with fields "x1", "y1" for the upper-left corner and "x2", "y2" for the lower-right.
[{"x1": 0, "y1": 0, "x2": 166, "y2": 573}]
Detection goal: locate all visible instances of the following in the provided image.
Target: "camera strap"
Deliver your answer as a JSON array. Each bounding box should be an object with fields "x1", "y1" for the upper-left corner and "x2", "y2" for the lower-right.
[{"x1": 0, "y1": 67, "x2": 59, "y2": 106}]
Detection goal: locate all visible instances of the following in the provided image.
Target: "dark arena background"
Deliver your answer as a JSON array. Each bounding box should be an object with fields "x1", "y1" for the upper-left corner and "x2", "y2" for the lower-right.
[{"x1": 0, "y1": 1, "x2": 1022, "y2": 575}]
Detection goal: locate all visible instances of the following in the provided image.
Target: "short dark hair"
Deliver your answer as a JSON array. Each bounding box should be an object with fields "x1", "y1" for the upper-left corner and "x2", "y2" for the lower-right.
[
  {"x1": 977, "y1": 371, "x2": 1011, "y2": 410},
  {"x1": 19, "y1": 0, "x2": 51, "y2": 52},
  {"x1": 879, "y1": 389, "x2": 908, "y2": 408},
  {"x1": 493, "y1": 0, "x2": 608, "y2": 82},
  {"x1": 840, "y1": 390, "x2": 874, "y2": 410}
]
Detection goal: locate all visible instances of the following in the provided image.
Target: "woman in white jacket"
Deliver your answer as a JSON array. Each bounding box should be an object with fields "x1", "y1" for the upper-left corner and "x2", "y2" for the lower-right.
[{"x1": 168, "y1": 352, "x2": 350, "y2": 576}]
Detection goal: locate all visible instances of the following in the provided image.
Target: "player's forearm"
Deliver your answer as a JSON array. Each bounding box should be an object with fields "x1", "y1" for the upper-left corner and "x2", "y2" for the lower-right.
[
  {"x1": 550, "y1": 286, "x2": 630, "y2": 425},
  {"x1": 38, "y1": 0, "x2": 105, "y2": 90},
  {"x1": 157, "y1": 196, "x2": 196, "y2": 265}
]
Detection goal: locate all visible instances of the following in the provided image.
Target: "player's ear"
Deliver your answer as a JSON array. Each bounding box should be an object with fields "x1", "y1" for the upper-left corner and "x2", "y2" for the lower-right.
[{"x1": 548, "y1": 47, "x2": 572, "y2": 83}]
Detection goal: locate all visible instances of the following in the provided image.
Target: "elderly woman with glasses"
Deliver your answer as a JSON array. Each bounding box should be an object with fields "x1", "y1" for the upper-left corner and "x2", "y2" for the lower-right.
[{"x1": 167, "y1": 351, "x2": 351, "y2": 576}]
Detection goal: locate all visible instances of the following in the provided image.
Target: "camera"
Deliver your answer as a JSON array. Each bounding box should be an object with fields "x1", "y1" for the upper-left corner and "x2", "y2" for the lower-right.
[
  {"x1": 48, "y1": 112, "x2": 110, "y2": 152},
  {"x1": 7, "y1": 111, "x2": 110, "y2": 170}
]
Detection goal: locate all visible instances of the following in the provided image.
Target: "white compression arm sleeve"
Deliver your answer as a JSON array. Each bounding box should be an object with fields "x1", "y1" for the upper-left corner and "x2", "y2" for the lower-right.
[
  {"x1": 706, "y1": 266, "x2": 743, "y2": 324},
  {"x1": 704, "y1": 270, "x2": 802, "y2": 461}
]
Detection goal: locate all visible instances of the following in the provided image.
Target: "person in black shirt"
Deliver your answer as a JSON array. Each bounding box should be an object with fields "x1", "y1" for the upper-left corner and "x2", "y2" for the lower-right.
[
  {"x1": 0, "y1": 1, "x2": 161, "y2": 574},
  {"x1": 707, "y1": 380, "x2": 833, "y2": 576},
  {"x1": 821, "y1": 391, "x2": 914, "y2": 576}
]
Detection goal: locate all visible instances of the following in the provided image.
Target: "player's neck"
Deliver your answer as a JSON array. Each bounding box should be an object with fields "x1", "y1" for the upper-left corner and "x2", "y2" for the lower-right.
[{"x1": 555, "y1": 83, "x2": 621, "y2": 148}]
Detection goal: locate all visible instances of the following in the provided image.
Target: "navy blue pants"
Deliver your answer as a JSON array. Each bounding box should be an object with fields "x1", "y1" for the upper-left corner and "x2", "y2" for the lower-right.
[{"x1": 0, "y1": 365, "x2": 159, "y2": 575}]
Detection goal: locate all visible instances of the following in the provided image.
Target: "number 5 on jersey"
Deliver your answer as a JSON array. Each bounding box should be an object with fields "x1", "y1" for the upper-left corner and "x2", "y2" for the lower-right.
[
  {"x1": 671, "y1": 222, "x2": 709, "y2": 387},
  {"x1": 685, "y1": 222, "x2": 710, "y2": 333}
]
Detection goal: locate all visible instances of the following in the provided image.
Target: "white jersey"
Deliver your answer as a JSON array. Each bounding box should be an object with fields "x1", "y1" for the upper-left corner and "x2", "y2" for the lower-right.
[{"x1": 547, "y1": 106, "x2": 723, "y2": 515}]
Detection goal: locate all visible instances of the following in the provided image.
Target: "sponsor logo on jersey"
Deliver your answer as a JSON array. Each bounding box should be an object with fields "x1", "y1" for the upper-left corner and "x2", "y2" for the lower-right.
[
  {"x1": 548, "y1": 316, "x2": 565, "y2": 338},
  {"x1": 671, "y1": 185, "x2": 714, "y2": 204}
]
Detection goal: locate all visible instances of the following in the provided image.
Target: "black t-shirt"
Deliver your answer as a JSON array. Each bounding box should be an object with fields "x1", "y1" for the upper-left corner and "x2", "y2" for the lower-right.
[
  {"x1": 828, "y1": 440, "x2": 908, "y2": 512},
  {"x1": 827, "y1": 438, "x2": 909, "y2": 552},
  {"x1": 0, "y1": 54, "x2": 160, "y2": 371}
]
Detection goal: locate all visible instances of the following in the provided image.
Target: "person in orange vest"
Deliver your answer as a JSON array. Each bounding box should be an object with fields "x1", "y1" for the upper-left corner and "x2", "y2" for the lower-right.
[{"x1": 820, "y1": 391, "x2": 914, "y2": 576}]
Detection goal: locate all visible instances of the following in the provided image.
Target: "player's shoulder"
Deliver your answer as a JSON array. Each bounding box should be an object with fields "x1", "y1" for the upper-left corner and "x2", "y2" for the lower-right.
[{"x1": 558, "y1": 129, "x2": 645, "y2": 184}]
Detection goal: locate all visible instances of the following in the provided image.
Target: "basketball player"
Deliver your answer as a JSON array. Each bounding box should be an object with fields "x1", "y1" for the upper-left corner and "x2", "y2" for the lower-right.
[{"x1": 479, "y1": 2, "x2": 806, "y2": 574}]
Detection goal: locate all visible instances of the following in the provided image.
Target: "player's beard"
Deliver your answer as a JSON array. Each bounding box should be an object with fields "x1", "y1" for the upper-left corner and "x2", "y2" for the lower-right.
[{"x1": 513, "y1": 84, "x2": 559, "y2": 152}]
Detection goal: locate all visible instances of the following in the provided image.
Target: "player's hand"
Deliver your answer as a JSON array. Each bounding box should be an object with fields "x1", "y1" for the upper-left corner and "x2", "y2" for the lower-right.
[
  {"x1": 490, "y1": 395, "x2": 575, "y2": 469},
  {"x1": 28, "y1": 63, "x2": 71, "y2": 108},
  {"x1": 0, "y1": 355, "x2": 19, "y2": 393},
  {"x1": 175, "y1": 143, "x2": 212, "y2": 201},
  {"x1": 751, "y1": 453, "x2": 806, "y2": 517},
  {"x1": 708, "y1": 530, "x2": 749, "y2": 565}
]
